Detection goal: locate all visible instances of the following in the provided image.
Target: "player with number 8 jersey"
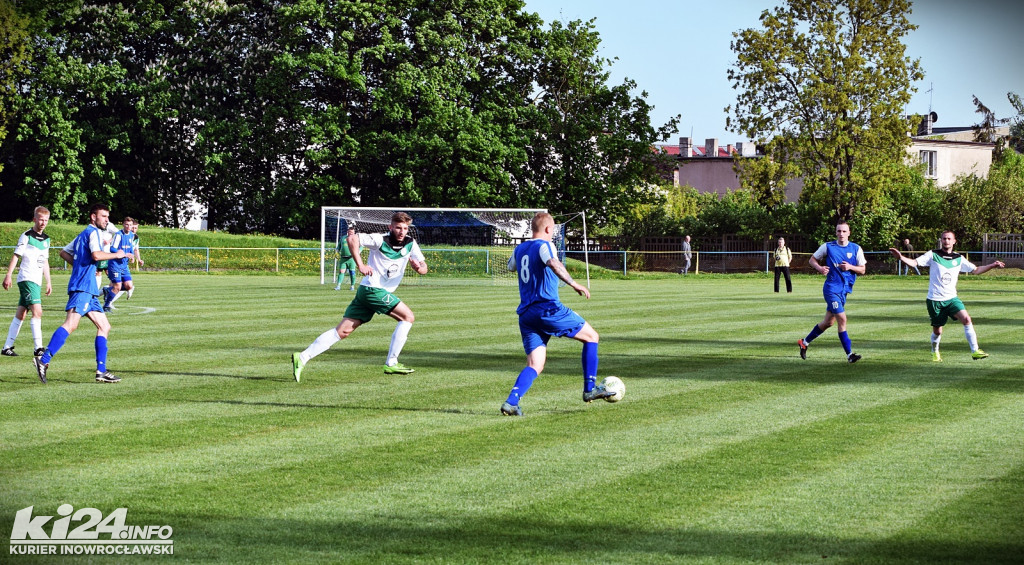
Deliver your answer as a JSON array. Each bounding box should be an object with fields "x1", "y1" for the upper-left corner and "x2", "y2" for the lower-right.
[{"x1": 500, "y1": 212, "x2": 612, "y2": 416}]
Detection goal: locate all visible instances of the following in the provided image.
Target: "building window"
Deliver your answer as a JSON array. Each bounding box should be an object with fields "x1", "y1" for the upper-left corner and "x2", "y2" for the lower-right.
[{"x1": 920, "y1": 150, "x2": 937, "y2": 178}]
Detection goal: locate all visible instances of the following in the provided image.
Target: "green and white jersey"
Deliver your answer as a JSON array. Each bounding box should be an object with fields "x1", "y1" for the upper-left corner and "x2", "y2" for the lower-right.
[
  {"x1": 357, "y1": 232, "x2": 424, "y2": 293},
  {"x1": 12, "y1": 229, "x2": 51, "y2": 285},
  {"x1": 916, "y1": 250, "x2": 976, "y2": 301}
]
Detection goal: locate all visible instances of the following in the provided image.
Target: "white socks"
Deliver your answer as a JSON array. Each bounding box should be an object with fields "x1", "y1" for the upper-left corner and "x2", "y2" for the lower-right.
[
  {"x1": 110, "y1": 291, "x2": 125, "y2": 305},
  {"x1": 386, "y1": 321, "x2": 412, "y2": 366},
  {"x1": 4, "y1": 317, "x2": 22, "y2": 349},
  {"x1": 964, "y1": 324, "x2": 979, "y2": 352},
  {"x1": 4, "y1": 317, "x2": 42, "y2": 349},
  {"x1": 930, "y1": 332, "x2": 941, "y2": 353},
  {"x1": 30, "y1": 317, "x2": 42, "y2": 349},
  {"x1": 301, "y1": 328, "x2": 341, "y2": 363}
]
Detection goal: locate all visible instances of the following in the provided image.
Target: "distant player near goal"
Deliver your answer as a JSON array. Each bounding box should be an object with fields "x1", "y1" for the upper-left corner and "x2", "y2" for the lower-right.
[
  {"x1": 334, "y1": 226, "x2": 359, "y2": 291},
  {"x1": 889, "y1": 230, "x2": 1004, "y2": 361},
  {"x1": 293, "y1": 212, "x2": 428, "y2": 381}
]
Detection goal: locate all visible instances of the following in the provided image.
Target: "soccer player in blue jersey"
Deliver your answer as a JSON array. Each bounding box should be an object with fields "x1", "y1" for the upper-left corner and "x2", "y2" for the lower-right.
[
  {"x1": 34, "y1": 204, "x2": 127, "y2": 384},
  {"x1": 102, "y1": 217, "x2": 137, "y2": 311},
  {"x1": 500, "y1": 212, "x2": 612, "y2": 416},
  {"x1": 798, "y1": 222, "x2": 866, "y2": 363}
]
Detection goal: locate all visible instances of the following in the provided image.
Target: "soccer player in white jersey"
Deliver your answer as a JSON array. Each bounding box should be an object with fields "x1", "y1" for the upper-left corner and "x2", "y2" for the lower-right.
[
  {"x1": 2, "y1": 206, "x2": 52, "y2": 359},
  {"x1": 292, "y1": 212, "x2": 428, "y2": 381},
  {"x1": 890, "y1": 230, "x2": 1004, "y2": 361},
  {"x1": 95, "y1": 218, "x2": 119, "y2": 291}
]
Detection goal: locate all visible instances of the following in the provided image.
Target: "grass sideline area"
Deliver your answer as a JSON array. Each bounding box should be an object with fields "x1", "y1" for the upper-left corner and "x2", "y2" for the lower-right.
[{"x1": 1, "y1": 275, "x2": 1021, "y2": 563}]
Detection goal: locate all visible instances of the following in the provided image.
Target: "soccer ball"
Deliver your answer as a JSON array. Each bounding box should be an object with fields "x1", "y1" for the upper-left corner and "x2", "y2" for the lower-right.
[{"x1": 601, "y1": 376, "x2": 625, "y2": 403}]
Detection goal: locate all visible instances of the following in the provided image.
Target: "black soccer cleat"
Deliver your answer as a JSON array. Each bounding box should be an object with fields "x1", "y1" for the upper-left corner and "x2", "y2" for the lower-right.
[
  {"x1": 798, "y1": 339, "x2": 808, "y2": 360},
  {"x1": 1, "y1": 347, "x2": 17, "y2": 357},
  {"x1": 95, "y1": 371, "x2": 121, "y2": 383},
  {"x1": 33, "y1": 357, "x2": 48, "y2": 384},
  {"x1": 34, "y1": 348, "x2": 44, "y2": 358},
  {"x1": 847, "y1": 353, "x2": 862, "y2": 364},
  {"x1": 582, "y1": 385, "x2": 615, "y2": 403}
]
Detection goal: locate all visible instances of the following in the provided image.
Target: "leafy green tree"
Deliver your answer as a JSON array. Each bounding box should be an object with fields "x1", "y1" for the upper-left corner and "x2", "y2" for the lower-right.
[
  {"x1": 942, "y1": 149, "x2": 1024, "y2": 247},
  {"x1": 726, "y1": 0, "x2": 923, "y2": 227}
]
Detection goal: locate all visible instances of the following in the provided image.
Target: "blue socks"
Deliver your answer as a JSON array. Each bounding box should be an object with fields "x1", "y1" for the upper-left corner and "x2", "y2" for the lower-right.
[
  {"x1": 804, "y1": 324, "x2": 825, "y2": 344},
  {"x1": 506, "y1": 342, "x2": 599, "y2": 406},
  {"x1": 95, "y1": 336, "x2": 108, "y2": 373},
  {"x1": 838, "y1": 331, "x2": 852, "y2": 355},
  {"x1": 506, "y1": 367, "x2": 538, "y2": 406},
  {"x1": 41, "y1": 327, "x2": 70, "y2": 364},
  {"x1": 582, "y1": 342, "x2": 599, "y2": 392}
]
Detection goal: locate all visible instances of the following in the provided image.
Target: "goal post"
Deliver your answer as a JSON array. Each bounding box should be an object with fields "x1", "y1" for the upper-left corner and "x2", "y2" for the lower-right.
[{"x1": 319, "y1": 207, "x2": 590, "y2": 286}]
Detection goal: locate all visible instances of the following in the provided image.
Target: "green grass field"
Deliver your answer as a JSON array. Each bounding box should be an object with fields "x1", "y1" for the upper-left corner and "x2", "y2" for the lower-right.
[{"x1": 1, "y1": 274, "x2": 1022, "y2": 564}]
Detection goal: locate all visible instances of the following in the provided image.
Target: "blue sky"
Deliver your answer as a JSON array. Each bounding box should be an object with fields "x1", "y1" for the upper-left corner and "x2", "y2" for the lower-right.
[{"x1": 522, "y1": 0, "x2": 1024, "y2": 145}]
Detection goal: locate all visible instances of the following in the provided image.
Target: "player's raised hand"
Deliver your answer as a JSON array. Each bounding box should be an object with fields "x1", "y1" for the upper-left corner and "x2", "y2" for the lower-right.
[
  {"x1": 359, "y1": 264, "x2": 373, "y2": 276},
  {"x1": 888, "y1": 247, "x2": 902, "y2": 258}
]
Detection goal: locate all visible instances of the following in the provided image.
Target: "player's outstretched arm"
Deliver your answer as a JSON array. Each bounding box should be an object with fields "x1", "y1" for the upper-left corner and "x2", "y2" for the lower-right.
[
  {"x1": 546, "y1": 257, "x2": 589, "y2": 299},
  {"x1": 409, "y1": 258, "x2": 428, "y2": 275},
  {"x1": 888, "y1": 247, "x2": 917, "y2": 270},
  {"x1": 972, "y1": 260, "x2": 1005, "y2": 275}
]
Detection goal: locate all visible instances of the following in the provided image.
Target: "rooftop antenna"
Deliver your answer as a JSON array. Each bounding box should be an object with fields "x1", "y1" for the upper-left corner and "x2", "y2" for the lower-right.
[{"x1": 926, "y1": 82, "x2": 933, "y2": 114}]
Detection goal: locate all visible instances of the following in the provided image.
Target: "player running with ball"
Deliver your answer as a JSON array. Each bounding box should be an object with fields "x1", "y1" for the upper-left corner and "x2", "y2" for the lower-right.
[
  {"x1": 293, "y1": 212, "x2": 427, "y2": 381},
  {"x1": 500, "y1": 212, "x2": 613, "y2": 416}
]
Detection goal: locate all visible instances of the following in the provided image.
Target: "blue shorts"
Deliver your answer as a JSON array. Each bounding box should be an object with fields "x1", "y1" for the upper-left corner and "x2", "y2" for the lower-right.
[
  {"x1": 518, "y1": 302, "x2": 586, "y2": 354},
  {"x1": 66, "y1": 291, "x2": 103, "y2": 316},
  {"x1": 107, "y1": 267, "x2": 132, "y2": 284},
  {"x1": 824, "y1": 291, "x2": 848, "y2": 314}
]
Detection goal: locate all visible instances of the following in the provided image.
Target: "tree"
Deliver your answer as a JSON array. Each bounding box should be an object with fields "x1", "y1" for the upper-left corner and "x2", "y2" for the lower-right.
[
  {"x1": 1007, "y1": 91, "x2": 1024, "y2": 154},
  {"x1": 725, "y1": 0, "x2": 923, "y2": 226},
  {"x1": 971, "y1": 93, "x2": 1006, "y2": 143}
]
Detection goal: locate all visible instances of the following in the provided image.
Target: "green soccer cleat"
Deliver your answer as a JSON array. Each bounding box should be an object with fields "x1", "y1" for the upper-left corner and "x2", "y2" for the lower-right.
[
  {"x1": 932, "y1": 351, "x2": 942, "y2": 362},
  {"x1": 292, "y1": 352, "x2": 305, "y2": 382},
  {"x1": 383, "y1": 362, "x2": 414, "y2": 375},
  {"x1": 971, "y1": 349, "x2": 989, "y2": 360}
]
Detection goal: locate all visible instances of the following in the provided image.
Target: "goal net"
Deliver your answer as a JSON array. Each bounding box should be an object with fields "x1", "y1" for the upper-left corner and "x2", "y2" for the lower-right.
[{"x1": 320, "y1": 207, "x2": 589, "y2": 286}]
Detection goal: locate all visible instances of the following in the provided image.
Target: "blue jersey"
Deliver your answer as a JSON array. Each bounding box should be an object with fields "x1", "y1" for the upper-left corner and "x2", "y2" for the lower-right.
[
  {"x1": 511, "y1": 239, "x2": 561, "y2": 315},
  {"x1": 816, "y1": 241, "x2": 864, "y2": 295},
  {"x1": 108, "y1": 230, "x2": 135, "y2": 270},
  {"x1": 66, "y1": 225, "x2": 105, "y2": 295}
]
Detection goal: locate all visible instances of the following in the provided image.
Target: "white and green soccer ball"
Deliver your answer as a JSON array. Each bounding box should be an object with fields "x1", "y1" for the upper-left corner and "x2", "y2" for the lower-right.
[{"x1": 601, "y1": 376, "x2": 625, "y2": 403}]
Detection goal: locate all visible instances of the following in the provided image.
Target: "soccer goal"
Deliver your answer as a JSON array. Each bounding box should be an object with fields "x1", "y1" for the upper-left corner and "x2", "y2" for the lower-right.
[{"x1": 320, "y1": 207, "x2": 590, "y2": 286}]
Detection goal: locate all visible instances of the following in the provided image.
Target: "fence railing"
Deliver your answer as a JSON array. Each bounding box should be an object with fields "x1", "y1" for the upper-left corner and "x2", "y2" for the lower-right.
[
  {"x1": 4, "y1": 246, "x2": 1021, "y2": 277},
  {"x1": 566, "y1": 250, "x2": 1024, "y2": 275}
]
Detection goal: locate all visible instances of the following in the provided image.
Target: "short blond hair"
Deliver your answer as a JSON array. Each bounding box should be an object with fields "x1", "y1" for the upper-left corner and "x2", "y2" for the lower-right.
[
  {"x1": 531, "y1": 212, "x2": 553, "y2": 234},
  {"x1": 33, "y1": 206, "x2": 50, "y2": 218}
]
